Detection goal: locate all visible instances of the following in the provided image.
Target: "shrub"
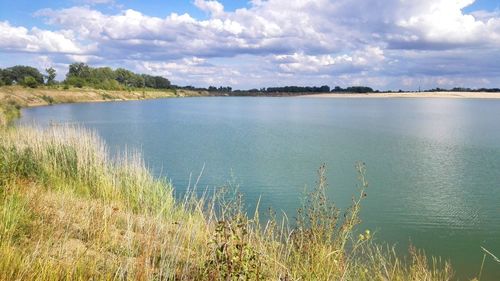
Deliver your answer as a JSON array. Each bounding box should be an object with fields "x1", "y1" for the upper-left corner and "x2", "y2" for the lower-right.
[
  {"x1": 204, "y1": 212, "x2": 265, "y2": 279},
  {"x1": 21, "y1": 76, "x2": 38, "y2": 88},
  {"x1": 65, "y1": 76, "x2": 85, "y2": 88}
]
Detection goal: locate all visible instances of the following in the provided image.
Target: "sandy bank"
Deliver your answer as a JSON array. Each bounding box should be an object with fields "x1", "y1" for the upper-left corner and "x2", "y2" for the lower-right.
[
  {"x1": 301, "y1": 91, "x2": 500, "y2": 99},
  {"x1": 0, "y1": 86, "x2": 211, "y2": 108}
]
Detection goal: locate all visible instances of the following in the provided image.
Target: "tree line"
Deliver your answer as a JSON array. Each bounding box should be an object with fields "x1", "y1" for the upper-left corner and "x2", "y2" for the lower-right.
[
  {"x1": 0, "y1": 63, "x2": 171, "y2": 90},
  {"x1": 193, "y1": 85, "x2": 376, "y2": 94},
  {"x1": 1, "y1": 63, "x2": 500, "y2": 93}
]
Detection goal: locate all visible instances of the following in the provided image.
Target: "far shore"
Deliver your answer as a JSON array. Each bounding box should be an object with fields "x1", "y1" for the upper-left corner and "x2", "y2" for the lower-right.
[
  {"x1": 3, "y1": 86, "x2": 500, "y2": 112},
  {"x1": 0, "y1": 86, "x2": 210, "y2": 108},
  {"x1": 301, "y1": 91, "x2": 500, "y2": 99}
]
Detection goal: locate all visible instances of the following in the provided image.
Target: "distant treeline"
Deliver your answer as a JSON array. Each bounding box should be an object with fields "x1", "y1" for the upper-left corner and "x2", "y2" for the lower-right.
[
  {"x1": 178, "y1": 85, "x2": 377, "y2": 94},
  {"x1": 1, "y1": 64, "x2": 500, "y2": 93},
  {"x1": 0, "y1": 63, "x2": 171, "y2": 90},
  {"x1": 0, "y1": 66, "x2": 47, "y2": 88},
  {"x1": 427, "y1": 87, "x2": 500, "y2": 93}
]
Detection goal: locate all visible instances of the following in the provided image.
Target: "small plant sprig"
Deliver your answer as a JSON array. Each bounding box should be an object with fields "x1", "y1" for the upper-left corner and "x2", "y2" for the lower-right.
[{"x1": 204, "y1": 215, "x2": 264, "y2": 280}]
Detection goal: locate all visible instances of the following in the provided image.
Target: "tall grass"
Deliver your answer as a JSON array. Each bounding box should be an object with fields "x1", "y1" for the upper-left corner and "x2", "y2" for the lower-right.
[
  {"x1": 0, "y1": 100, "x2": 21, "y2": 126},
  {"x1": 0, "y1": 125, "x2": 458, "y2": 280}
]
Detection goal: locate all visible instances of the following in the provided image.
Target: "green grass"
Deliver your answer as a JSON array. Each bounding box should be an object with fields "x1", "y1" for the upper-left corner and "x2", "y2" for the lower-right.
[{"x1": 0, "y1": 100, "x2": 21, "y2": 126}]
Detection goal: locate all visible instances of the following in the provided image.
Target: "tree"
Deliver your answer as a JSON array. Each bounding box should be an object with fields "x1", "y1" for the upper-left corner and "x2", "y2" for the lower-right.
[
  {"x1": 332, "y1": 86, "x2": 344, "y2": 92},
  {"x1": 0, "y1": 69, "x2": 5, "y2": 86},
  {"x1": 45, "y1": 67, "x2": 57, "y2": 85},
  {"x1": 115, "y1": 68, "x2": 135, "y2": 87},
  {"x1": 65, "y1": 63, "x2": 93, "y2": 88},
  {"x1": 67, "y1": 63, "x2": 91, "y2": 79},
  {"x1": 3, "y1": 66, "x2": 44, "y2": 85},
  {"x1": 153, "y1": 76, "x2": 171, "y2": 89},
  {"x1": 22, "y1": 76, "x2": 39, "y2": 88},
  {"x1": 345, "y1": 86, "x2": 374, "y2": 93},
  {"x1": 62, "y1": 63, "x2": 172, "y2": 90},
  {"x1": 319, "y1": 85, "x2": 330, "y2": 92}
]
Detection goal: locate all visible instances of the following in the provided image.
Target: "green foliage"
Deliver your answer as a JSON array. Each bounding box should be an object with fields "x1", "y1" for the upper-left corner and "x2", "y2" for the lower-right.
[
  {"x1": 64, "y1": 62, "x2": 171, "y2": 90},
  {"x1": 266, "y1": 85, "x2": 328, "y2": 93},
  {"x1": 331, "y1": 86, "x2": 374, "y2": 93},
  {"x1": 45, "y1": 67, "x2": 57, "y2": 85},
  {"x1": 0, "y1": 190, "x2": 33, "y2": 242},
  {"x1": 65, "y1": 76, "x2": 85, "y2": 88},
  {"x1": 277, "y1": 163, "x2": 369, "y2": 280},
  {"x1": 1, "y1": 66, "x2": 44, "y2": 85},
  {"x1": 0, "y1": 101, "x2": 21, "y2": 126},
  {"x1": 115, "y1": 68, "x2": 136, "y2": 87},
  {"x1": 0, "y1": 146, "x2": 47, "y2": 187},
  {"x1": 67, "y1": 62, "x2": 91, "y2": 80},
  {"x1": 21, "y1": 76, "x2": 38, "y2": 88},
  {"x1": 204, "y1": 217, "x2": 264, "y2": 280},
  {"x1": 0, "y1": 126, "x2": 175, "y2": 213},
  {"x1": 0, "y1": 69, "x2": 5, "y2": 86}
]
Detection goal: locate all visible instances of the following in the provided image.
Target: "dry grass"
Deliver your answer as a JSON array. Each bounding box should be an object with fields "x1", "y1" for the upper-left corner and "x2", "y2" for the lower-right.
[
  {"x1": 0, "y1": 100, "x2": 21, "y2": 126},
  {"x1": 0, "y1": 125, "x2": 462, "y2": 280},
  {"x1": 0, "y1": 85, "x2": 178, "y2": 108}
]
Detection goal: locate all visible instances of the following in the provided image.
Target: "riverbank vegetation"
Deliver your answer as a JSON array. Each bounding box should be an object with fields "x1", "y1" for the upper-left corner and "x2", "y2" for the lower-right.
[
  {"x1": 0, "y1": 100, "x2": 21, "y2": 126},
  {"x1": 0, "y1": 85, "x2": 181, "y2": 108},
  {"x1": 0, "y1": 123, "x2": 461, "y2": 280},
  {"x1": 0, "y1": 64, "x2": 171, "y2": 91},
  {"x1": 2, "y1": 63, "x2": 499, "y2": 95}
]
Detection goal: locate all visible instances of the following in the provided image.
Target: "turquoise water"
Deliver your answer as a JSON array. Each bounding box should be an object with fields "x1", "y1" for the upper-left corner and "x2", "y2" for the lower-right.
[{"x1": 19, "y1": 97, "x2": 500, "y2": 280}]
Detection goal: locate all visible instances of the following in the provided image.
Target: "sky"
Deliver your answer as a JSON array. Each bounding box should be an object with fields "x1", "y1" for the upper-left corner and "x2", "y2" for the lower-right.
[{"x1": 1, "y1": 0, "x2": 500, "y2": 90}]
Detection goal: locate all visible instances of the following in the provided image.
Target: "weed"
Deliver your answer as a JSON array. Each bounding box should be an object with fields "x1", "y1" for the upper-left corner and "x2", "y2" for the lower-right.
[{"x1": 40, "y1": 95, "x2": 55, "y2": 105}]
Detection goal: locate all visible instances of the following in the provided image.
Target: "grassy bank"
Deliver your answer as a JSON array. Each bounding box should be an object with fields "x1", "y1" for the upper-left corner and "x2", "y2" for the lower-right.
[
  {"x1": 0, "y1": 124, "x2": 461, "y2": 280},
  {"x1": 0, "y1": 100, "x2": 21, "y2": 126},
  {"x1": 0, "y1": 85, "x2": 215, "y2": 109}
]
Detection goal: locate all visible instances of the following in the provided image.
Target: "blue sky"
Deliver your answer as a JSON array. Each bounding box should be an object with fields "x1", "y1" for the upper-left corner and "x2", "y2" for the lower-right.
[
  {"x1": 1, "y1": 0, "x2": 500, "y2": 90},
  {"x1": 0, "y1": 1, "x2": 251, "y2": 27},
  {"x1": 464, "y1": 0, "x2": 499, "y2": 12}
]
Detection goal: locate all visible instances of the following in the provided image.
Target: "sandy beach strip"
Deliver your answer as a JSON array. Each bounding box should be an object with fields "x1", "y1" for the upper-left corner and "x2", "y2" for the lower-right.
[{"x1": 301, "y1": 91, "x2": 500, "y2": 99}]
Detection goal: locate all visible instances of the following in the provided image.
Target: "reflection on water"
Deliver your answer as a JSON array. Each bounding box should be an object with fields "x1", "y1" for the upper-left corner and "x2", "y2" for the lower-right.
[{"x1": 19, "y1": 97, "x2": 500, "y2": 280}]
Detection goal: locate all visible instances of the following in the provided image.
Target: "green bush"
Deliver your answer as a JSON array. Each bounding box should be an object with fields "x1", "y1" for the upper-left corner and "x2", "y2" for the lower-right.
[
  {"x1": 204, "y1": 217, "x2": 264, "y2": 280},
  {"x1": 21, "y1": 76, "x2": 38, "y2": 88},
  {"x1": 65, "y1": 76, "x2": 85, "y2": 88}
]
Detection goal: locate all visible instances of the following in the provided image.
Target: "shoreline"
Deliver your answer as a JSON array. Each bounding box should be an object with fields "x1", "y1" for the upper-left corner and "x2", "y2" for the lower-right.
[
  {"x1": 3, "y1": 86, "x2": 500, "y2": 109},
  {"x1": 300, "y1": 91, "x2": 500, "y2": 99},
  {"x1": 0, "y1": 86, "x2": 186, "y2": 108}
]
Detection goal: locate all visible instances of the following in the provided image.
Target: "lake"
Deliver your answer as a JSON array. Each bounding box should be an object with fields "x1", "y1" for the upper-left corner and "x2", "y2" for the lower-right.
[{"x1": 19, "y1": 97, "x2": 500, "y2": 280}]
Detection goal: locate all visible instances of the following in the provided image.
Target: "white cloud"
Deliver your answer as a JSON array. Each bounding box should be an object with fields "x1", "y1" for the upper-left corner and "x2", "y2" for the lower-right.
[
  {"x1": 396, "y1": 0, "x2": 487, "y2": 45},
  {"x1": 273, "y1": 46, "x2": 385, "y2": 74},
  {"x1": 137, "y1": 57, "x2": 242, "y2": 86},
  {"x1": 0, "y1": 21, "x2": 92, "y2": 54},
  {"x1": 194, "y1": 0, "x2": 225, "y2": 17}
]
